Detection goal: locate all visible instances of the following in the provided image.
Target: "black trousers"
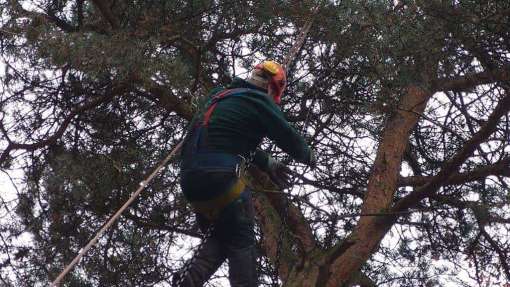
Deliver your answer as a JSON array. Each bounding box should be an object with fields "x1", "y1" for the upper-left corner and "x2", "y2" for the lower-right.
[{"x1": 175, "y1": 174, "x2": 257, "y2": 287}]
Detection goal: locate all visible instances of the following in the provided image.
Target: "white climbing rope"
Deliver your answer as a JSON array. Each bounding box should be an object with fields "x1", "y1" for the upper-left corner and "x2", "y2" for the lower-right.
[{"x1": 50, "y1": 141, "x2": 183, "y2": 286}]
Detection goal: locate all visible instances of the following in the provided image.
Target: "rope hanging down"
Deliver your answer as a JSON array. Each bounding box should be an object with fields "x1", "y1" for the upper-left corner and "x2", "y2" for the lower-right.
[
  {"x1": 50, "y1": 142, "x2": 183, "y2": 286},
  {"x1": 282, "y1": 16, "x2": 314, "y2": 70},
  {"x1": 267, "y1": 7, "x2": 320, "y2": 286},
  {"x1": 51, "y1": 7, "x2": 318, "y2": 287}
]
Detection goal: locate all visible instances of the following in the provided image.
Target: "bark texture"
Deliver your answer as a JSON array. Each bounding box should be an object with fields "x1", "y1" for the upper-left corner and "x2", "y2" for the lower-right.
[{"x1": 323, "y1": 86, "x2": 431, "y2": 286}]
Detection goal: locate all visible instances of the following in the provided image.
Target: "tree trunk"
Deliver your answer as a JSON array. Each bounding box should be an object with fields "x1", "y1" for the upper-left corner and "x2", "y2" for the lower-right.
[{"x1": 257, "y1": 85, "x2": 432, "y2": 287}]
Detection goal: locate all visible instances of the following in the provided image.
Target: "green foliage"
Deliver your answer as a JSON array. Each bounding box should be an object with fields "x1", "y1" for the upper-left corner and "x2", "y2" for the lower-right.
[{"x1": 0, "y1": 0, "x2": 509, "y2": 286}]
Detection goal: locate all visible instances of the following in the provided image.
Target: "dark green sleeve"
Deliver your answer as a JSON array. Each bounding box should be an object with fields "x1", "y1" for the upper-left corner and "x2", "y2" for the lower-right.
[{"x1": 248, "y1": 95, "x2": 312, "y2": 164}]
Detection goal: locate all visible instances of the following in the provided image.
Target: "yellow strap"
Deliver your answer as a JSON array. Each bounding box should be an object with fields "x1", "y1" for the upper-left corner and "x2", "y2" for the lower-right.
[{"x1": 191, "y1": 178, "x2": 246, "y2": 221}]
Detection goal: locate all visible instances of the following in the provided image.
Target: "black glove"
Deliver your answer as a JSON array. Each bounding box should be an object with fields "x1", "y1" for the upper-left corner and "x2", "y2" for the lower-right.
[{"x1": 266, "y1": 157, "x2": 293, "y2": 190}]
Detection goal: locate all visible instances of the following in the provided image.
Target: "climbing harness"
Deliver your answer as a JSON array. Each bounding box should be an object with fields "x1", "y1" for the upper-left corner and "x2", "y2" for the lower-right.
[
  {"x1": 181, "y1": 88, "x2": 268, "y2": 220},
  {"x1": 190, "y1": 177, "x2": 246, "y2": 221}
]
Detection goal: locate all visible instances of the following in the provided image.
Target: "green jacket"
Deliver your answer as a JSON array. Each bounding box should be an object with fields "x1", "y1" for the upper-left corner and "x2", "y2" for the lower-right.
[{"x1": 184, "y1": 78, "x2": 312, "y2": 170}]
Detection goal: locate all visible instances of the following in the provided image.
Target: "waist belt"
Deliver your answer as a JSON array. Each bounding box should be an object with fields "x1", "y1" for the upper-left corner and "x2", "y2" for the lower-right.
[
  {"x1": 190, "y1": 178, "x2": 246, "y2": 221},
  {"x1": 181, "y1": 152, "x2": 247, "y2": 221},
  {"x1": 181, "y1": 152, "x2": 242, "y2": 172}
]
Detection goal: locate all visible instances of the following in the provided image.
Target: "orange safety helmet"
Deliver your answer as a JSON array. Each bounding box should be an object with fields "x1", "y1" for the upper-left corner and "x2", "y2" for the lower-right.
[{"x1": 254, "y1": 60, "x2": 287, "y2": 104}]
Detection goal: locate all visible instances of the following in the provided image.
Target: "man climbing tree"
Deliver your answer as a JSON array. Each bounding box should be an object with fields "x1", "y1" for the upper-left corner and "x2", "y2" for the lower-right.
[{"x1": 175, "y1": 60, "x2": 316, "y2": 286}]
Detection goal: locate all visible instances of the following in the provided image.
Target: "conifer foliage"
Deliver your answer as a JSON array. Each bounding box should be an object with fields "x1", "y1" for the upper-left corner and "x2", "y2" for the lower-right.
[{"x1": 1, "y1": 1, "x2": 510, "y2": 286}]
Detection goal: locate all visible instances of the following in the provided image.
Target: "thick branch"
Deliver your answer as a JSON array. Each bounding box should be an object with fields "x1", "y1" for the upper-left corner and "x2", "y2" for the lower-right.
[
  {"x1": 394, "y1": 89, "x2": 510, "y2": 211},
  {"x1": 138, "y1": 83, "x2": 194, "y2": 121},
  {"x1": 250, "y1": 167, "x2": 316, "y2": 251},
  {"x1": 399, "y1": 157, "x2": 510, "y2": 187},
  {"x1": 323, "y1": 86, "x2": 510, "y2": 286},
  {"x1": 434, "y1": 68, "x2": 510, "y2": 93},
  {"x1": 431, "y1": 195, "x2": 510, "y2": 230},
  {"x1": 323, "y1": 85, "x2": 431, "y2": 286}
]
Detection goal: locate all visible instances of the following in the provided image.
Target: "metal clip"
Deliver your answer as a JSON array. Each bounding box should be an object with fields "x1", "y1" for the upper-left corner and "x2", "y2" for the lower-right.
[
  {"x1": 236, "y1": 155, "x2": 247, "y2": 178},
  {"x1": 235, "y1": 163, "x2": 241, "y2": 178}
]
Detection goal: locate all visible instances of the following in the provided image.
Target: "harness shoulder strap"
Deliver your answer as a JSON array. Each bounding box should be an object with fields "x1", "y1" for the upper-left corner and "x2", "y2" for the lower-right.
[
  {"x1": 202, "y1": 88, "x2": 265, "y2": 125},
  {"x1": 189, "y1": 88, "x2": 266, "y2": 154}
]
